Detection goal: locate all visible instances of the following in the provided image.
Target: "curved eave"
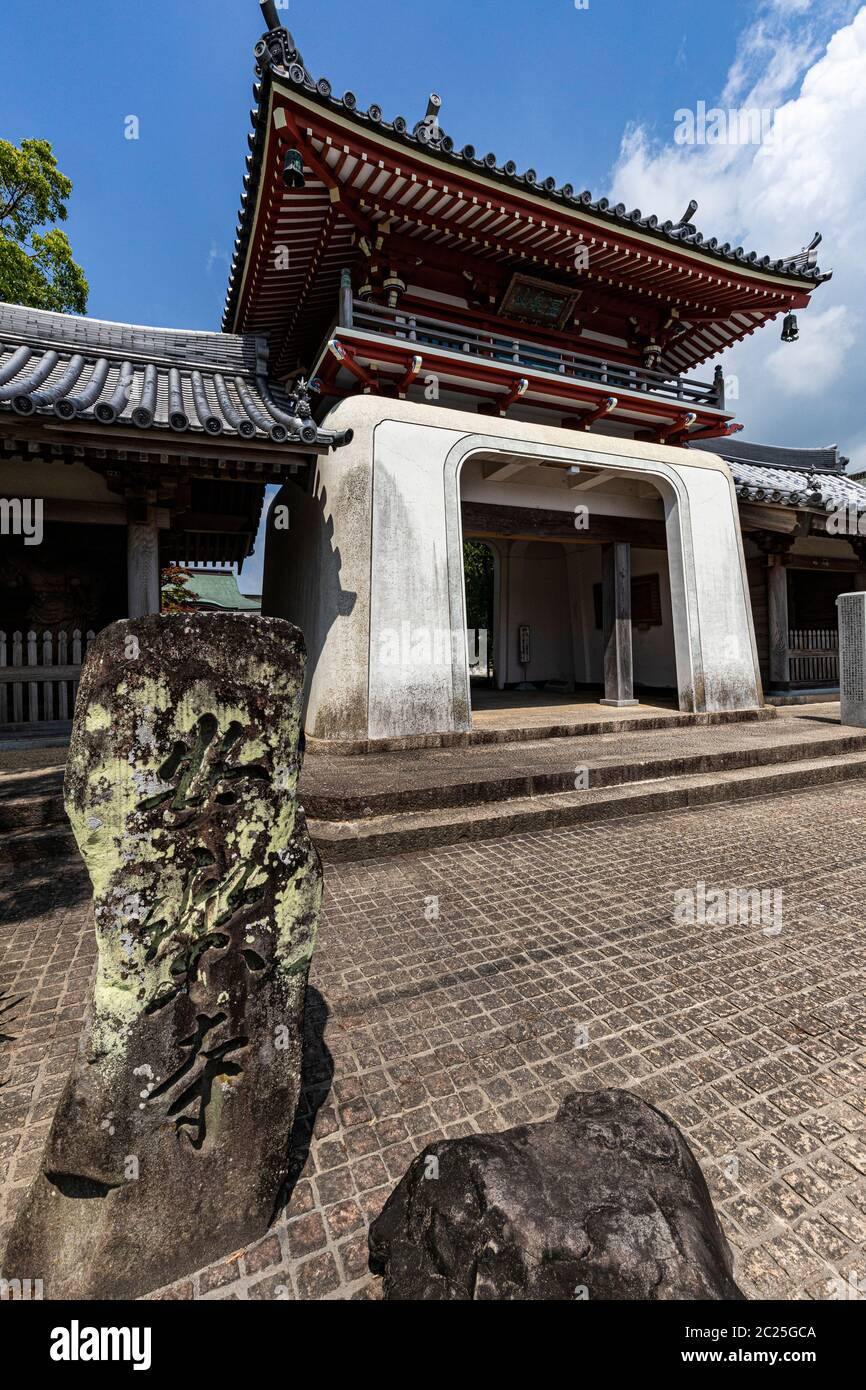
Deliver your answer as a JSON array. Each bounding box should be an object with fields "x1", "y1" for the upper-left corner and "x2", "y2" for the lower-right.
[
  {"x1": 223, "y1": 56, "x2": 829, "y2": 340},
  {"x1": 731, "y1": 465, "x2": 866, "y2": 513},
  {"x1": 0, "y1": 304, "x2": 349, "y2": 453}
]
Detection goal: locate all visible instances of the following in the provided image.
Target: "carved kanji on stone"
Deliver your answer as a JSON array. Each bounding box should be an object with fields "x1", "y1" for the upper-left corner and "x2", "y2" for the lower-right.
[{"x1": 1, "y1": 614, "x2": 321, "y2": 1299}]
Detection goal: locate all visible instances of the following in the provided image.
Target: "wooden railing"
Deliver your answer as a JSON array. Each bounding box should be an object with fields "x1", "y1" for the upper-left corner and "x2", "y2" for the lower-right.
[
  {"x1": 347, "y1": 298, "x2": 724, "y2": 408},
  {"x1": 787, "y1": 628, "x2": 839, "y2": 685},
  {"x1": 0, "y1": 629, "x2": 94, "y2": 725}
]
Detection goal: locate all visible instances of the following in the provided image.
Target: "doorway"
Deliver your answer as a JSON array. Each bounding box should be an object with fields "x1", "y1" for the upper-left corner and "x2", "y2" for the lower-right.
[{"x1": 459, "y1": 455, "x2": 679, "y2": 719}]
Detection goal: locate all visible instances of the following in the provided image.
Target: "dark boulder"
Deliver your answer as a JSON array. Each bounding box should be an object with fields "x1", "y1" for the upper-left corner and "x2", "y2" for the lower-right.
[{"x1": 369, "y1": 1088, "x2": 745, "y2": 1300}]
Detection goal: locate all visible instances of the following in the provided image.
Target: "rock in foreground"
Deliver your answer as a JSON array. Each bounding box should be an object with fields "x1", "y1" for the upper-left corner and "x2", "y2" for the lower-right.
[
  {"x1": 2, "y1": 614, "x2": 321, "y2": 1300},
  {"x1": 369, "y1": 1088, "x2": 745, "y2": 1300}
]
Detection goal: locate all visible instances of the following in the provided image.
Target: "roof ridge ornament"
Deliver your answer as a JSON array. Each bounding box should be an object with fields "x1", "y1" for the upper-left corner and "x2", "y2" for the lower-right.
[
  {"x1": 782, "y1": 231, "x2": 822, "y2": 272},
  {"x1": 672, "y1": 199, "x2": 699, "y2": 230},
  {"x1": 255, "y1": 1, "x2": 308, "y2": 79},
  {"x1": 414, "y1": 94, "x2": 445, "y2": 147}
]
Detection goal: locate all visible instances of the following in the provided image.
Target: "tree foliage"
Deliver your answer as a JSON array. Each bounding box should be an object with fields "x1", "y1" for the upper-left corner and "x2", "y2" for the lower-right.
[
  {"x1": 160, "y1": 566, "x2": 194, "y2": 614},
  {"x1": 0, "y1": 138, "x2": 88, "y2": 313},
  {"x1": 464, "y1": 540, "x2": 494, "y2": 633}
]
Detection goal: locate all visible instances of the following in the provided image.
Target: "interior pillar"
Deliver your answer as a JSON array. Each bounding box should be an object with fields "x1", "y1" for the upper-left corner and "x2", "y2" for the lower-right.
[
  {"x1": 127, "y1": 513, "x2": 161, "y2": 618},
  {"x1": 601, "y1": 541, "x2": 638, "y2": 707},
  {"x1": 495, "y1": 540, "x2": 512, "y2": 689},
  {"x1": 767, "y1": 555, "x2": 790, "y2": 688}
]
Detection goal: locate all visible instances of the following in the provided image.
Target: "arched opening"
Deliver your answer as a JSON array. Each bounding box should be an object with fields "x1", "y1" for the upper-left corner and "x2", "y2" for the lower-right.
[{"x1": 459, "y1": 450, "x2": 679, "y2": 722}]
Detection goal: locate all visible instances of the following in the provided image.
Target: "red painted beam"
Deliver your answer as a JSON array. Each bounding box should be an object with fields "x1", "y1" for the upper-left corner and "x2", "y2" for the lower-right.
[
  {"x1": 333, "y1": 332, "x2": 727, "y2": 424},
  {"x1": 654, "y1": 412, "x2": 697, "y2": 444},
  {"x1": 395, "y1": 354, "x2": 424, "y2": 397},
  {"x1": 686, "y1": 420, "x2": 745, "y2": 442},
  {"x1": 327, "y1": 338, "x2": 379, "y2": 392},
  {"x1": 580, "y1": 396, "x2": 619, "y2": 430}
]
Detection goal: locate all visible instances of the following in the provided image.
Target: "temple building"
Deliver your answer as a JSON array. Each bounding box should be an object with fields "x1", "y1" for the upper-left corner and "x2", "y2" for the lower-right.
[
  {"x1": 0, "y1": 304, "x2": 348, "y2": 723},
  {"x1": 2, "y1": 0, "x2": 864, "y2": 738},
  {"x1": 178, "y1": 569, "x2": 262, "y2": 613}
]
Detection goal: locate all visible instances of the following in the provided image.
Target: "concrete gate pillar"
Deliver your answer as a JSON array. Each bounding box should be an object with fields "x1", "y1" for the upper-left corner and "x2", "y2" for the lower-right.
[{"x1": 263, "y1": 399, "x2": 764, "y2": 744}]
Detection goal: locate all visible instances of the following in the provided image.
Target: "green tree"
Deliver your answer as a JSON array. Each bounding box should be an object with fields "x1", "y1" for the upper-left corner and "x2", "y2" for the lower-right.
[
  {"x1": 463, "y1": 540, "x2": 494, "y2": 633},
  {"x1": 0, "y1": 138, "x2": 88, "y2": 313}
]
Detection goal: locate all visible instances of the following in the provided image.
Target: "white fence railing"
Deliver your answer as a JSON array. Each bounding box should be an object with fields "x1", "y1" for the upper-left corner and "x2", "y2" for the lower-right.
[
  {"x1": 788, "y1": 628, "x2": 839, "y2": 685},
  {"x1": 0, "y1": 629, "x2": 95, "y2": 726}
]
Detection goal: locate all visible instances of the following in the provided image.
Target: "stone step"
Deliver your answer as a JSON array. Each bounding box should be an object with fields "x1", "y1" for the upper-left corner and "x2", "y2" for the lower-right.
[
  {"x1": 306, "y1": 705, "x2": 778, "y2": 755},
  {"x1": 3, "y1": 724, "x2": 815, "y2": 833},
  {"x1": 302, "y1": 729, "x2": 866, "y2": 821},
  {"x1": 0, "y1": 820, "x2": 77, "y2": 868},
  {"x1": 0, "y1": 767, "x2": 65, "y2": 833},
  {"x1": 308, "y1": 749, "x2": 866, "y2": 862}
]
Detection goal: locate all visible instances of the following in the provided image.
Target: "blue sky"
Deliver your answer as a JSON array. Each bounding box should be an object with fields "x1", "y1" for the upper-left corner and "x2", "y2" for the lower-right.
[
  {"x1": 0, "y1": 0, "x2": 747, "y2": 331},
  {"x1": 3, "y1": 0, "x2": 863, "y2": 591}
]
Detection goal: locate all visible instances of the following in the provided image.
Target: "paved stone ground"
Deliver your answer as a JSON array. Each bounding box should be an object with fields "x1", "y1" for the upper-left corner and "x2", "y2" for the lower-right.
[{"x1": 2, "y1": 781, "x2": 866, "y2": 1301}]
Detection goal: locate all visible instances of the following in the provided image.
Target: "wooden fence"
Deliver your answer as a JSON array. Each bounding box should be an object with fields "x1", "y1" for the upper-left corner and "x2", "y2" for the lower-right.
[
  {"x1": 0, "y1": 629, "x2": 95, "y2": 726},
  {"x1": 787, "y1": 628, "x2": 839, "y2": 685}
]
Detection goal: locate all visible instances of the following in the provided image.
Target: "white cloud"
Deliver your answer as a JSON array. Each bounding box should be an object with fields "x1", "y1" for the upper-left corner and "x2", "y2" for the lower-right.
[
  {"x1": 763, "y1": 305, "x2": 857, "y2": 396},
  {"x1": 609, "y1": 5, "x2": 866, "y2": 456},
  {"x1": 206, "y1": 243, "x2": 229, "y2": 276}
]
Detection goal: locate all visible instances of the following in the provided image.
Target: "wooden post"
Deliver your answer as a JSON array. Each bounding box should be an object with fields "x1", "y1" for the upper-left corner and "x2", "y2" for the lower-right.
[
  {"x1": 767, "y1": 555, "x2": 790, "y2": 688},
  {"x1": 127, "y1": 515, "x2": 161, "y2": 618},
  {"x1": 12, "y1": 631, "x2": 23, "y2": 723},
  {"x1": 601, "y1": 542, "x2": 638, "y2": 707},
  {"x1": 338, "y1": 269, "x2": 354, "y2": 329},
  {"x1": 27, "y1": 630, "x2": 39, "y2": 722},
  {"x1": 58, "y1": 630, "x2": 69, "y2": 719},
  {"x1": 496, "y1": 541, "x2": 512, "y2": 689}
]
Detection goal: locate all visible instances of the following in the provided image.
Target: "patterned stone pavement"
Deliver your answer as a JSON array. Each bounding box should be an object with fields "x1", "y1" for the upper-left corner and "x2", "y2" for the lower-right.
[{"x1": 2, "y1": 780, "x2": 866, "y2": 1301}]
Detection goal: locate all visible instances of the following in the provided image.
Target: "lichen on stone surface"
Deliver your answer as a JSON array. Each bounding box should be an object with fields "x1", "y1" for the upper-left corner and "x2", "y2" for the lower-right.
[
  {"x1": 3, "y1": 614, "x2": 322, "y2": 1300},
  {"x1": 63, "y1": 617, "x2": 317, "y2": 1052}
]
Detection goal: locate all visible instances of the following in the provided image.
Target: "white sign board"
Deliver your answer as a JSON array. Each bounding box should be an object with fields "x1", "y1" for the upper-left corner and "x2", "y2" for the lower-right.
[{"x1": 837, "y1": 592, "x2": 866, "y2": 726}]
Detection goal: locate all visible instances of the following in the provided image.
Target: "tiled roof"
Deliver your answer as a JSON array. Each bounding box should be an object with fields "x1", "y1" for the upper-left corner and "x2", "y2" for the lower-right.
[
  {"x1": 689, "y1": 438, "x2": 866, "y2": 512},
  {"x1": 224, "y1": 15, "x2": 828, "y2": 332},
  {"x1": 181, "y1": 569, "x2": 261, "y2": 611},
  {"x1": 690, "y1": 437, "x2": 846, "y2": 473},
  {"x1": 0, "y1": 303, "x2": 350, "y2": 450}
]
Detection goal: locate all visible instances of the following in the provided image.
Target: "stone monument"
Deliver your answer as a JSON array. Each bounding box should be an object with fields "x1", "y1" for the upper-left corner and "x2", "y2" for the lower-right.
[
  {"x1": 837, "y1": 592, "x2": 866, "y2": 727},
  {"x1": 1, "y1": 614, "x2": 321, "y2": 1299},
  {"x1": 369, "y1": 1089, "x2": 745, "y2": 1300}
]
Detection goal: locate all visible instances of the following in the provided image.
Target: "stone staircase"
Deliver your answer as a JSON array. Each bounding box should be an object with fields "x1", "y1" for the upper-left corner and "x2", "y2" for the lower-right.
[
  {"x1": 0, "y1": 765, "x2": 71, "y2": 868},
  {"x1": 302, "y1": 708, "x2": 866, "y2": 861},
  {"x1": 2, "y1": 707, "x2": 864, "y2": 868}
]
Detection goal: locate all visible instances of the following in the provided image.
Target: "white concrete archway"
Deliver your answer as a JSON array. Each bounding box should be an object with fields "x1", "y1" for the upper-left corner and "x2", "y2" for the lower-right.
[{"x1": 263, "y1": 398, "x2": 763, "y2": 744}]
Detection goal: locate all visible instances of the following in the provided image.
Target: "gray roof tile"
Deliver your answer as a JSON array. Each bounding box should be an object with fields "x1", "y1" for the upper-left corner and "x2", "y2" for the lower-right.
[
  {"x1": 0, "y1": 302, "x2": 349, "y2": 450},
  {"x1": 689, "y1": 438, "x2": 866, "y2": 512}
]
